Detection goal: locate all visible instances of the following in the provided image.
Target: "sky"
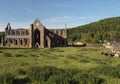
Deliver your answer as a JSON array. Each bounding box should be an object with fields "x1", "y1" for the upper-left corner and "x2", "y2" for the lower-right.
[{"x1": 0, "y1": 0, "x2": 120, "y2": 31}]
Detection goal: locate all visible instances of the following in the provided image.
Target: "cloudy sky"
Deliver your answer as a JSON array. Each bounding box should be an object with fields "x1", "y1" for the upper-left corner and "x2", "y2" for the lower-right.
[{"x1": 0, "y1": 0, "x2": 120, "y2": 31}]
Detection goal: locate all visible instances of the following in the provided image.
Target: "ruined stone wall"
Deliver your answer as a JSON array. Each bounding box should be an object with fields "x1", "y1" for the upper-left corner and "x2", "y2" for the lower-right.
[
  {"x1": 5, "y1": 25, "x2": 30, "y2": 47},
  {"x1": 3, "y1": 19, "x2": 68, "y2": 48},
  {"x1": 45, "y1": 28, "x2": 68, "y2": 47},
  {"x1": 30, "y1": 18, "x2": 45, "y2": 48},
  {"x1": 49, "y1": 29, "x2": 67, "y2": 39}
]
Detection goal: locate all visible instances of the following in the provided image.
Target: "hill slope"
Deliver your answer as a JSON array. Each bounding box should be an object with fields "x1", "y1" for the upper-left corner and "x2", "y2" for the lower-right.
[{"x1": 68, "y1": 17, "x2": 120, "y2": 43}]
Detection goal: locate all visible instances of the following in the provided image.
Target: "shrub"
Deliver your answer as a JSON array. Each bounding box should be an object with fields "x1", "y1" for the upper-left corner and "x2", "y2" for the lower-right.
[
  {"x1": 73, "y1": 72, "x2": 104, "y2": 84},
  {"x1": 0, "y1": 72, "x2": 14, "y2": 84},
  {"x1": 0, "y1": 51, "x2": 2, "y2": 53},
  {"x1": 79, "y1": 59, "x2": 90, "y2": 63},
  {"x1": 16, "y1": 69, "x2": 26, "y2": 75},
  {"x1": 26, "y1": 66, "x2": 105, "y2": 84},
  {"x1": 89, "y1": 64, "x2": 120, "y2": 78},
  {"x1": 15, "y1": 54, "x2": 23, "y2": 57},
  {"x1": 4, "y1": 53, "x2": 12, "y2": 57},
  {"x1": 26, "y1": 66, "x2": 64, "y2": 82}
]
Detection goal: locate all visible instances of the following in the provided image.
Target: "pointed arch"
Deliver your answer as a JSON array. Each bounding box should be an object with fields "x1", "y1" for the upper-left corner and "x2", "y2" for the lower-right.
[
  {"x1": 34, "y1": 28, "x2": 40, "y2": 46},
  {"x1": 33, "y1": 18, "x2": 43, "y2": 27},
  {"x1": 6, "y1": 23, "x2": 11, "y2": 30}
]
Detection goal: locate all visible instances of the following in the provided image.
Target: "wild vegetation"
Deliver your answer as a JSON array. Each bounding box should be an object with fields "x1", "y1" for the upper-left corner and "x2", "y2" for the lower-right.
[
  {"x1": 68, "y1": 17, "x2": 120, "y2": 43},
  {"x1": 0, "y1": 46, "x2": 120, "y2": 84}
]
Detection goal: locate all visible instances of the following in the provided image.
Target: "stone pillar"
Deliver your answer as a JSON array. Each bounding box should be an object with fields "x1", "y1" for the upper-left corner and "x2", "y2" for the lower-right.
[
  {"x1": 40, "y1": 26, "x2": 45, "y2": 48},
  {"x1": 64, "y1": 24, "x2": 67, "y2": 39},
  {"x1": 18, "y1": 39, "x2": 21, "y2": 47},
  {"x1": 46, "y1": 36, "x2": 51, "y2": 48},
  {"x1": 29, "y1": 24, "x2": 33, "y2": 48},
  {"x1": 64, "y1": 24, "x2": 67, "y2": 46},
  {"x1": 5, "y1": 29, "x2": 7, "y2": 36},
  {"x1": 12, "y1": 39, "x2": 14, "y2": 46},
  {"x1": 25, "y1": 30, "x2": 26, "y2": 35},
  {"x1": 15, "y1": 30, "x2": 17, "y2": 35},
  {"x1": 10, "y1": 30, "x2": 12, "y2": 35},
  {"x1": 13, "y1": 39, "x2": 15, "y2": 46},
  {"x1": 20, "y1": 30, "x2": 21, "y2": 36}
]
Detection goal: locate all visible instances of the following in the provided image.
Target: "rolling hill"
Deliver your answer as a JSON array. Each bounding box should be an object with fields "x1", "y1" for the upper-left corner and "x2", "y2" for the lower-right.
[{"x1": 68, "y1": 17, "x2": 120, "y2": 43}]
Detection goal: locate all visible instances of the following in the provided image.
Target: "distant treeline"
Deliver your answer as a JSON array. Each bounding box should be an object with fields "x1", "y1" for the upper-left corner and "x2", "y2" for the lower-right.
[
  {"x1": 68, "y1": 17, "x2": 120, "y2": 43},
  {"x1": 0, "y1": 32, "x2": 4, "y2": 39}
]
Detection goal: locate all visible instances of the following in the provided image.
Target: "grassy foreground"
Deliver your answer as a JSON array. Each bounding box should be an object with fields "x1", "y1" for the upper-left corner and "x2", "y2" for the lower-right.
[{"x1": 0, "y1": 46, "x2": 120, "y2": 84}]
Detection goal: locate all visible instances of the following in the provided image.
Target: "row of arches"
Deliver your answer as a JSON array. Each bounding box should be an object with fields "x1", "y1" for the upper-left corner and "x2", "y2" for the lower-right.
[
  {"x1": 51, "y1": 29, "x2": 66, "y2": 36},
  {"x1": 6, "y1": 30, "x2": 29, "y2": 36},
  {"x1": 5, "y1": 38, "x2": 29, "y2": 47}
]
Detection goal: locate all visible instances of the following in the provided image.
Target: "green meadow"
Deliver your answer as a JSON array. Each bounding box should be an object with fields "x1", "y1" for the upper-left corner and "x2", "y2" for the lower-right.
[{"x1": 0, "y1": 46, "x2": 120, "y2": 84}]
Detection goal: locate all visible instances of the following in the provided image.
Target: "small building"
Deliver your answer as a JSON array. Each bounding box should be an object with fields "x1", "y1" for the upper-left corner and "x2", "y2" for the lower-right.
[
  {"x1": 111, "y1": 42, "x2": 120, "y2": 54},
  {"x1": 103, "y1": 42, "x2": 113, "y2": 49},
  {"x1": 0, "y1": 18, "x2": 68, "y2": 48}
]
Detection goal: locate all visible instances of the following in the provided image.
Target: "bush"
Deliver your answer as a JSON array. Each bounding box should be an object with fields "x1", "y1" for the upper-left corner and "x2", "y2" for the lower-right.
[
  {"x1": 79, "y1": 59, "x2": 90, "y2": 63},
  {"x1": 26, "y1": 66, "x2": 64, "y2": 82},
  {"x1": 15, "y1": 54, "x2": 23, "y2": 57},
  {"x1": 26, "y1": 66, "x2": 105, "y2": 84},
  {"x1": 73, "y1": 72, "x2": 104, "y2": 84},
  {"x1": 0, "y1": 51, "x2": 2, "y2": 53},
  {"x1": 16, "y1": 69, "x2": 26, "y2": 75},
  {"x1": 0, "y1": 72, "x2": 14, "y2": 84},
  {"x1": 4, "y1": 53, "x2": 12, "y2": 57},
  {"x1": 89, "y1": 64, "x2": 120, "y2": 78}
]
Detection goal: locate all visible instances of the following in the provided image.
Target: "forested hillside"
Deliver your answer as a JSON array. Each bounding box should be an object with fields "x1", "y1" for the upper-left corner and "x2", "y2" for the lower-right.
[
  {"x1": 0, "y1": 32, "x2": 4, "y2": 39},
  {"x1": 68, "y1": 17, "x2": 120, "y2": 43}
]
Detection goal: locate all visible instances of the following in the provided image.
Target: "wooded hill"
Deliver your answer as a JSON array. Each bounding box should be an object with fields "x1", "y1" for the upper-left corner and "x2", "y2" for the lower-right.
[{"x1": 68, "y1": 17, "x2": 120, "y2": 43}]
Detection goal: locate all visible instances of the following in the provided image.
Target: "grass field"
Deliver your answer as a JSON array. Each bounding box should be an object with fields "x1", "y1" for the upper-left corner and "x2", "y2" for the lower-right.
[{"x1": 0, "y1": 46, "x2": 120, "y2": 84}]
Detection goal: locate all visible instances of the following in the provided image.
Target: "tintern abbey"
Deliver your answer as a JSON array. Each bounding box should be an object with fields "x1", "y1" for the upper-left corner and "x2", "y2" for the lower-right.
[{"x1": 0, "y1": 18, "x2": 68, "y2": 48}]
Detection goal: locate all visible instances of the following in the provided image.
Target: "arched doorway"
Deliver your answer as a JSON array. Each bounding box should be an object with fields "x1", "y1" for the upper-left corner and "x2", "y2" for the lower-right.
[{"x1": 34, "y1": 28, "x2": 40, "y2": 47}]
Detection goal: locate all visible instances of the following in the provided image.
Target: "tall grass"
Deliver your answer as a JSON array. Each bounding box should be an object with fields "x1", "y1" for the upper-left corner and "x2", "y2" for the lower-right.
[{"x1": 0, "y1": 46, "x2": 120, "y2": 84}]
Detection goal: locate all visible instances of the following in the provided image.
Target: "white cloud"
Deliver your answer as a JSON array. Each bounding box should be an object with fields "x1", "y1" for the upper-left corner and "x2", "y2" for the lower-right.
[
  {"x1": 26, "y1": 8, "x2": 33, "y2": 13},
  {"x1": 0, "y1": 16, "x2": 89, "y2": 31},
  {"x1": 44, "y1": 16, "x2": 72, "y2": 23},
  {"x1": 43, "y1": 16, "x2": 87, "y2": 28},
  {"x1": 44, "y1": 3, "x2": 70, "y2": 8}
]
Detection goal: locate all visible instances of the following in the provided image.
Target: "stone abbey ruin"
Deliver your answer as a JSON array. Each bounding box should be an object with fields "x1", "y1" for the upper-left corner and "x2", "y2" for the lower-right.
[{"x1": 0, "y1": 18, "x2": 68, "y2": 48}]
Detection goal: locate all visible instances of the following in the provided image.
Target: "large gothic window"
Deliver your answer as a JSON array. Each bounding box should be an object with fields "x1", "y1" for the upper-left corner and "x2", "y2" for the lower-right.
[{"x1": 34, "y1": 28, "x2": 40, "y2": 45}]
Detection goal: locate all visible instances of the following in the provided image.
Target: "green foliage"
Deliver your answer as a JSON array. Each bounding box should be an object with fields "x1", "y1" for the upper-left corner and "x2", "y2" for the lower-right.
[
  {"x1": 90, "y1": 64, "x2": 120, "y2": 78},
  {"x1": 4, "y1": 53, "x2": 12, "y2": 57},
  {"x1": 0, "y1": 47, "x2": 120, "y2": 83},
  {"x1": 68, "y1": 17, "x2": 120, "y2": 42},
  {"x1": 0, "y1": 32, "x2": 4, "y2": 39},
  {"x1": 0, "y1": 72, "x2": 14, "y2": 84},
  {"x1": 0, "y1": 66, "x2": 105, "y2": 84},
  {"x1": 26, "y1": 66, "x2": 104, "y2": 84}
]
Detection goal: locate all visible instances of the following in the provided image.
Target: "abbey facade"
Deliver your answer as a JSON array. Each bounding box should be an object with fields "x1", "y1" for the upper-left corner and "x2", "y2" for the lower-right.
[{"x1": 0, "y1": 18, "x2": 67, "y2": 48}]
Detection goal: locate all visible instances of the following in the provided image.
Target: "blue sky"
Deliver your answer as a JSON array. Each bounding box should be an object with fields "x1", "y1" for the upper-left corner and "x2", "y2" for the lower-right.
[{"x1": 0, "y1": 0, "x2": 120, "y2": 31}]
